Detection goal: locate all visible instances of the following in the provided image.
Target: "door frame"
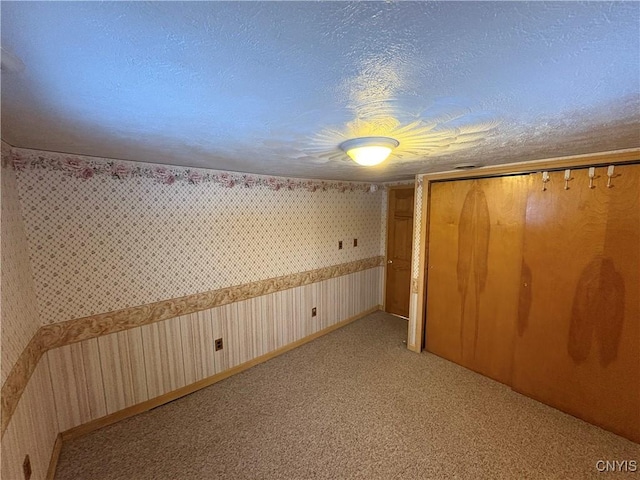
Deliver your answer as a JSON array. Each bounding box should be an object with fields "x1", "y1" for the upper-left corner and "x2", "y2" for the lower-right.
[
  {"x1": 383, "y1": 185, "x2": 416, "y2": 317},
  {"x1": 408, "y1": 148, "x2": 640, "y2": 353}
]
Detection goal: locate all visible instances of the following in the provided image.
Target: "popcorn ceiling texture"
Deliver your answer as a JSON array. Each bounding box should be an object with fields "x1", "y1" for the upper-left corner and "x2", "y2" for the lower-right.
[
  {"x1": 2, "y1": 2, "x2": 638, "y2": 182},
  {"x1": 1, "y1": 143, "x2": 41, "y2": 385},
  {"x1": 12, "y1": 148, "x2": 385, "y2": 325}
]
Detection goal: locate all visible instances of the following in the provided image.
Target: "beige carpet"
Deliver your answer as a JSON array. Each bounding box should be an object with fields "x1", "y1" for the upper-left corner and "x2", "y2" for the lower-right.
[{"x1": 55, "y1": 311, "x2": 639, "y2": 479}]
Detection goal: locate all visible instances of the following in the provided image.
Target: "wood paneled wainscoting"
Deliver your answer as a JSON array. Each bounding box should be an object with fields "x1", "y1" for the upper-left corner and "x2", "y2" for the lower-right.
[
  {"x1": 1, "y1": 261, "x2": 383, "y2": 480},
  {"x1": 50, "y1": 267, "x2": 383, "y2": 437},
  {"x1": 416, "y1": 152, "x2": 639, "y2": 443}
]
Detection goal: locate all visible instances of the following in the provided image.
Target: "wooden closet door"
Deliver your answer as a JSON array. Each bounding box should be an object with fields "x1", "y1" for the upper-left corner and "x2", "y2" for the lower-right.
[
  {"x1": 512, "y1": 164, "x2": 640, "y2": 443},
  {"x1": 425, "y1": 174, "x2": 532, "y2": 384}
]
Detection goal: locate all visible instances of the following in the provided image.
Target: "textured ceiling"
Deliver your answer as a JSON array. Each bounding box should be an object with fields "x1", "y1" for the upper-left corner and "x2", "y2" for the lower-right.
[{"x1": 1, "y1": 1, "x2": 638, "y2": 182}]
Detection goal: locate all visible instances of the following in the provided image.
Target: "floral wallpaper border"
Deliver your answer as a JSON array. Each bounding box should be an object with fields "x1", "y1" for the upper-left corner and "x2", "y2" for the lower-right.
[
  {"x1": 382, "y1": 180, "x2": 415, "y2": 188},
  {"x1": 1, "y1": 255, "x2": 384, "y2": 436},
  {"x1": 10, "y1": 147, "x2": 381, "y2": 192}
]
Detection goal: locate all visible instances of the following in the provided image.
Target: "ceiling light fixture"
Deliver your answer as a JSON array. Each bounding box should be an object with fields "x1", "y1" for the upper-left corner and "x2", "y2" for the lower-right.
[{"x1": 340, "y1": 136, "x2": 399, "y2": 167}]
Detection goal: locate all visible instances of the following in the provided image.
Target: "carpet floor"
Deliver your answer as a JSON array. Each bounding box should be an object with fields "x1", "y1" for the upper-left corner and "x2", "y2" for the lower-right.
[{"x1": 55, "y1": 311, "x2": 639, "y2": 479}]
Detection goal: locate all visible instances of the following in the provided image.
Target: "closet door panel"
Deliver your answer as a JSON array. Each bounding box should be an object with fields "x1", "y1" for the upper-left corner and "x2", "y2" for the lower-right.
[
  {"x1": 426, "y1": 180, "x2": 467, "y2": 364},
  {"x1": 512, "y1": 165, "x2": 640, "y2": 442},
  {"x1": 426, "y1": 175, "x2": 531, "y2": 384}
]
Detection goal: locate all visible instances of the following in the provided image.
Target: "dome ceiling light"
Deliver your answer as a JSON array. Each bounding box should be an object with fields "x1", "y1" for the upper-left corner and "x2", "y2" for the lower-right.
[{"x1": 339, "y1": 136, "x2": 399, "y2": 167}]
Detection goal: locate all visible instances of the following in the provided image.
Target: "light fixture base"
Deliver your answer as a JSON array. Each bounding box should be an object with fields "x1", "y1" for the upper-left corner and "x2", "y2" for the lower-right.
[{"x1": 339, "y1": 136, "x2": 399, "y2": 167}]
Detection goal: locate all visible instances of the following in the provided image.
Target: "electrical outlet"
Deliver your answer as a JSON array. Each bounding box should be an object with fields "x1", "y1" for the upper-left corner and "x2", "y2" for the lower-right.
[
  {"x1": 214, "y1": 338, "x2": 223, "y2": 351},
  {"x1": 23, "y1": 455, "x2": 31, "y2": 480},
  {"x1": 353, "y1": 238, "x2": 358, "y2": 247},
  {"x1": 338, "y1": 240, "x2": 343, "y2": 250},
  {"x1": 312, "y1": 307, "x2": 317, "y2": 317}
]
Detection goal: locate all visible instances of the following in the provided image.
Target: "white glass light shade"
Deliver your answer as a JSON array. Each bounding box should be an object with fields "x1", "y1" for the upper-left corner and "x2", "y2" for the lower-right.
[{"x1": 340, "y1": 137, "x2": 399, "y2": 166}]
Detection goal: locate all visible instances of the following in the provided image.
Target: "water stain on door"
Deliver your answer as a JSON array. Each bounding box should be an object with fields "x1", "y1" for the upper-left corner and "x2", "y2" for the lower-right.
[{"x1": 456, "y1": 182, "x2": 490, "y2": 357}]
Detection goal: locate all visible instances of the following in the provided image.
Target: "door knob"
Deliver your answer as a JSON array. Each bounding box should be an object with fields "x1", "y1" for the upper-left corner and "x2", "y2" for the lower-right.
[{"x1": 387, "y1": 260, "x2": 393, "y2": 264}]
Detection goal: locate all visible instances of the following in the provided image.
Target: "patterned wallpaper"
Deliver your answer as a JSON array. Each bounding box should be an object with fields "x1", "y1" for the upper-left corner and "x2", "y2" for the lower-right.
[
  {"x1": 11, "y1": 147, "x2": 384, "y2": 325},
  {"x1": 407, "y1": 175, "x2": 424, "y2": 348},
  {"x1": 1, "y1": 143, "x2": 41, "y2": 385},
  {"x1": 379, "y1": 189, "x2": 388, "y2": 258},
  {"x1": 412, "y1": 176, "x2": 424, "y2": 280}
]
